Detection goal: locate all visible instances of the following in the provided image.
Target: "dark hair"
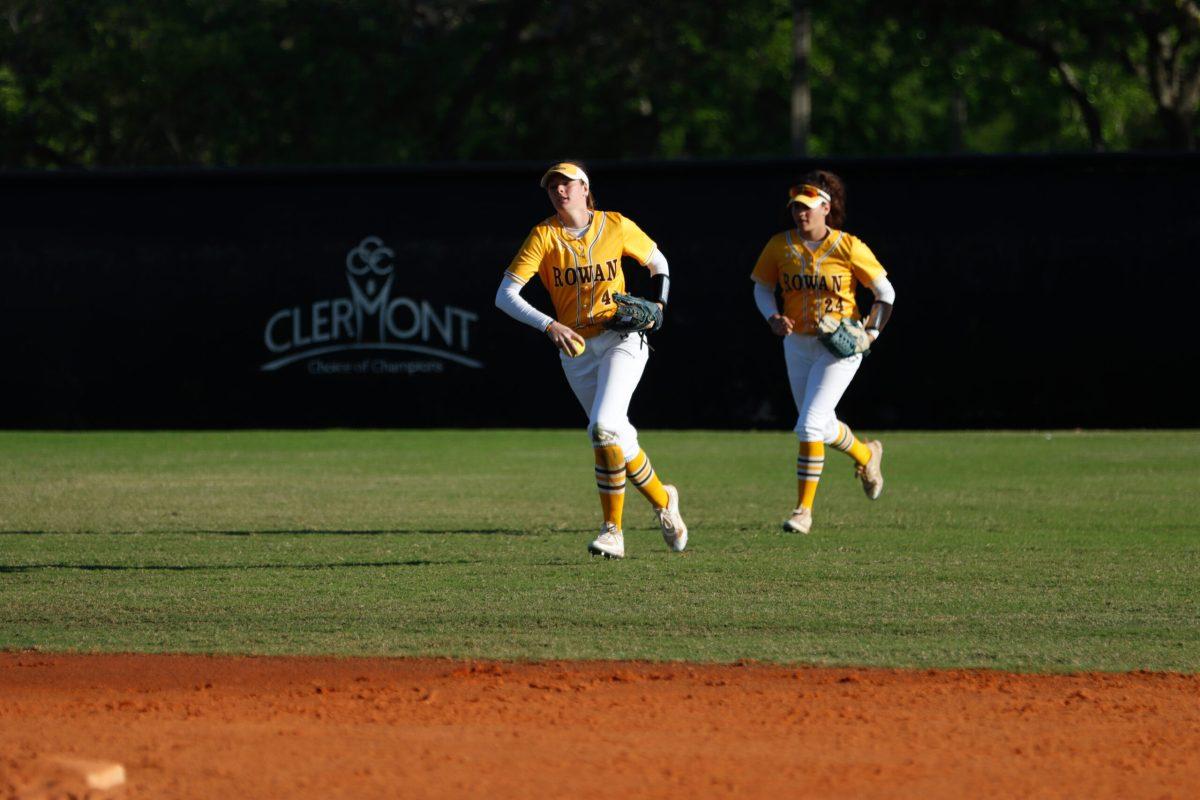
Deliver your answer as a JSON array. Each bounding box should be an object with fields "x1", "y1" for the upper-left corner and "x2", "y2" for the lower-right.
[
  {"x1": 798, "y1": 169, "x2": 846, "y2": 228},
  {"x1": 554, "y1": 158, "x2": 596, "y2": 210}
]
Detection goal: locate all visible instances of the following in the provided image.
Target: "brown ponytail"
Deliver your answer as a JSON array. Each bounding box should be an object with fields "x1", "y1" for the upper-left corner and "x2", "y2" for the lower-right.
[{"x1": 800, "y1": 169, "x2": 846, "y2": 228}]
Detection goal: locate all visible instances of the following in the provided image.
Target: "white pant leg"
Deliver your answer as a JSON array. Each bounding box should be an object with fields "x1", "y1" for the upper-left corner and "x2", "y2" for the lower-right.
[
  {"x1": 561, "y1": 331, "x2": 648, "y2": 459},
  {"x1": 783, "y1": 334, "x2": 863, "y2": 442},
  {"x1": 560, "y1": 341, "x2": 600, "y2": 419}
]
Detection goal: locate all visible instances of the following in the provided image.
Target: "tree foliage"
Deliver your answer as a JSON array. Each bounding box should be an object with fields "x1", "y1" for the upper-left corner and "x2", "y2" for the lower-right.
[
  {"x1": 1, "y1": 0, "x2": 1196, "y2": 168},
  {"x1": 914, "y1": 0, "x2": 1200, "y2": 150}
]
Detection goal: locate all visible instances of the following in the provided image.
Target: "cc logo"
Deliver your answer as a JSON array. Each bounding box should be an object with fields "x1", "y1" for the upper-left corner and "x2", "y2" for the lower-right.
[{"x1": 346, "y1": 236, "x2": 394, "y2": 276}]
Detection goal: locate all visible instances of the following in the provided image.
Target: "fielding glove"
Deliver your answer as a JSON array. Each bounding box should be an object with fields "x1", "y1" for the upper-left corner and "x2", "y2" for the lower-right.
[
  {"x1": 605, "y1": 293, "x2": 663, "y2": 333},
  {"x1": 816, "y1": 314, "x2": 872, "y2": 358}
]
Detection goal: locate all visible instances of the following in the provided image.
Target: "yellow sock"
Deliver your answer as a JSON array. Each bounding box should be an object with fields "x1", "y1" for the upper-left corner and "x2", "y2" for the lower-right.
[
  {"x1": 829, "y1": 421, "x2": 871, "y2": 467},
  {"x1": 797, "y1": 441, "x2": 824, "y2": 509},
  {"x1": 626, "y1": 449, "x2": 669, "y2": 508},
  {"x1": 594, "y1": 444, "x2": 626, "y2": 528}
]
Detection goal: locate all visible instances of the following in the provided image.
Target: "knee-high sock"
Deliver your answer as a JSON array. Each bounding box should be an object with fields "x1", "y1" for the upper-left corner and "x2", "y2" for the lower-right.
[
  {"x1": 828, "y1": 421, "x2": 871, "y2": 467},
  {"x1": 594, "y1": 444, "x2": 626, "y2": 527},
  {"x1": 626, "y1": 449, "x2": 669, "y2": 508},
  {"x1": 797, "y1": 441, "x2": 824, "y2": 509}
]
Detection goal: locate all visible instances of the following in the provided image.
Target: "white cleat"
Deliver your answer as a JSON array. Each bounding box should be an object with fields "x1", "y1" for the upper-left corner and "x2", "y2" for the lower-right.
[
  {"x1": 656, "y1": 484, "x2": 688, "y2": 552},
  {"x1": 782, "y1": 506, "x2": 813, "y2": 534},
  {"x1": 856, "y1": 440, "x2": 884, "y2": 500},
  {"x1": 588, "y1": 522, "x2": 625, "y2": 559}
]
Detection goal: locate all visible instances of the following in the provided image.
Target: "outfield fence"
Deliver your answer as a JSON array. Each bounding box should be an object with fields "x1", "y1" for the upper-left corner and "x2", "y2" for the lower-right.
[{"x1": 3, "y1": 153, "x2": 1197, "y2": 429}]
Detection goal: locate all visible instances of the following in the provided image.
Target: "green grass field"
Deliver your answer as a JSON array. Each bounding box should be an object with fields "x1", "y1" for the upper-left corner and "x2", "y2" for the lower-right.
[{"x1": 1, "y1": 430, "x2": 1197, "y2": 672}]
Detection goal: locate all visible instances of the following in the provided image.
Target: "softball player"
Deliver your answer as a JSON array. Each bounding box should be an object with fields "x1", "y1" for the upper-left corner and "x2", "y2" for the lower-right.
[
  {"x1": 750, "y1": 170, "x2": 895, "y2": 534},
  {"x1": 495, "y1": 160, "x2": 687, "y2": 558}
]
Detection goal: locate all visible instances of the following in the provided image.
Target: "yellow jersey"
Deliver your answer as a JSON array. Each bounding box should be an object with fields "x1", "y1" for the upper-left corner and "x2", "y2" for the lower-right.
[
  {"x1": 505, "y1": 211, "x2": 656, "y2": 338},
  {"x1": 751, "y1": 228, "x2": 887, "y2": 335}
]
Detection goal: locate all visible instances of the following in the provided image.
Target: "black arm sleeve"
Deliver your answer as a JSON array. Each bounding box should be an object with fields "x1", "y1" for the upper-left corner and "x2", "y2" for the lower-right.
[{"x1": 651, "y1": 273, "x2": 670, "y2": 306}]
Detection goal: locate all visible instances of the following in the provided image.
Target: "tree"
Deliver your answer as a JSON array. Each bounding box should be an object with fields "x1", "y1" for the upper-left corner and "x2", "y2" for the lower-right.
[
  {"x1": 1, "y1": 0, "x2": 1195, "y2": 167},
  {"x1": 915, "y1": 0, "x2": 1200, "y2": 150}
]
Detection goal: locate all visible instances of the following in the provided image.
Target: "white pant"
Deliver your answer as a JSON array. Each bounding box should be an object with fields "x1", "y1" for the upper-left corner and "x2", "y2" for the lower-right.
[
  {"x1": 560, "y1": 330, "x2": 649, "y2": 460},
  {"x1": 784, "y1": 334, "x2": 863, "y2": 442}
]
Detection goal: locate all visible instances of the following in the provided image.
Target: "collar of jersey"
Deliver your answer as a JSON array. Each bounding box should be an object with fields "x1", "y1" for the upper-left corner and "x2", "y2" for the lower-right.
[
  {"x1": 787, "y1": 227, "x2": 841, "y2": 261},
  {"x1": 555, "y1": 211, "x2": 599, "y2": 242}
]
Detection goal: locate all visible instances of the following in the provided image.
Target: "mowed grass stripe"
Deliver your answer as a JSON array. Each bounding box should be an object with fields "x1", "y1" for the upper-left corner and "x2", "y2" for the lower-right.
[{"x1": 0, "y1": 430, "x2": 1197, "y2": 671}]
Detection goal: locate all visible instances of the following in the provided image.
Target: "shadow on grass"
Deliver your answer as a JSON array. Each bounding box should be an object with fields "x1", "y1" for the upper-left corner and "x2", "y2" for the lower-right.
[
  {"x1": 0, "y1": 559, "x2": 484, "y2": 572},
  {"x1": 0, "y1": 528, "x2": 572, "y2": 536}
]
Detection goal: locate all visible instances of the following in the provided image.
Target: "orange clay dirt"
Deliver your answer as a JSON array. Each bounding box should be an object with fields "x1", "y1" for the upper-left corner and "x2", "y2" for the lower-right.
[{"x1": 1, "y1": 654, "x2": 1198, "y2": 799}]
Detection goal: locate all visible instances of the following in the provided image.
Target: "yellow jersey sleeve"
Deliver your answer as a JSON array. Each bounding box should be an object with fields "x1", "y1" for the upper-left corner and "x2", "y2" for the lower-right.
[
  {"x1": 505, "y1": 227, "x2": 547, "y2": 284},
  {"x1": 848, "y1": 236, "x2": 887, "y2": 285},
  {"x1": 750, "y1": 235, "x2": 783, "y2": 285},
  {"x1": 617, "y1": 214, "x2": 657, "y2": 266}
]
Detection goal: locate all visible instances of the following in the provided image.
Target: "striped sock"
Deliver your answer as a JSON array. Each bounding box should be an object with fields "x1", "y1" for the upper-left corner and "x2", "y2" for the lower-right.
[
  {"x1": 797, "y1": 441, "x2": 824, "y2": 509},
  {"x1": 626, "y1": 449, "x2": 669, "y2": 509},
  {"x1": 594, "y1": 444, "x2": 626, "y2": 528},
  {"x1": 828, "y1": 421, "x2": 871, "y2": 467}
]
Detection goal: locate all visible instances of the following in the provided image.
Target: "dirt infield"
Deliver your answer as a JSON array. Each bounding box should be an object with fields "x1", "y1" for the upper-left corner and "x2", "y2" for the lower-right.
[{"x1": 1, "y1": 654, "x2": 1197, "y2": 799}]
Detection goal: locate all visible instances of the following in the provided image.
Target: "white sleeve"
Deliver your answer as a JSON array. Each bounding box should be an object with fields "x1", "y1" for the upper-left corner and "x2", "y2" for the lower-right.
[
  {"x1": 646, "y1": 249, "x2": 669, "y2": 276},
  {"x1": 870, "y1": 275, "x2": 895, "y2": 304},
  {"x1": 753, "y1": 281, "x2": 778, "y2": 320},
  {"x1": 495, "y1": 274, "x2": 554, "y2": 332}
]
